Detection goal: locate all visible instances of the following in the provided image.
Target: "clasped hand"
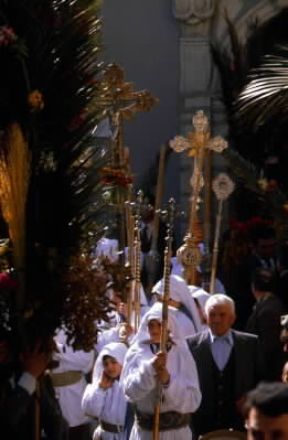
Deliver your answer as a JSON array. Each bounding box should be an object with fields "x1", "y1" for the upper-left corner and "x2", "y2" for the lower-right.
[
  {"x1": 152, "y1": 351, "x2": 170, "y2": 385},
  {"x1": 118, "y1": 322, "x2": 133, "y2": 341}
]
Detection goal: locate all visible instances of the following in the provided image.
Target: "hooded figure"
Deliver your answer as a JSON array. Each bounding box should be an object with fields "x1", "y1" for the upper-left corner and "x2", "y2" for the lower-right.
[
  {"x1": 152, "y1": 274, "x2": 202, "y2": 337},
  {"x1": 121, "y1": 302, "x2": 201, "y2": 440},
  {"x1": 189, "y1": 286, "x2": 210, "y2": 330},
  {"x1": 82, "y1": 342, "x2": 128, "y2": 440}
]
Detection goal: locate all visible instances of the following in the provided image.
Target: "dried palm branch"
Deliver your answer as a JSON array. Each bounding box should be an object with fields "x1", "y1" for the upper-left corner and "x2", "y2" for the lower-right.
[
  {"x1": 62, "y1": 254, "x2": 111, "y2": 351},
  {"x1": 0, "y1": 123, "x2": 30, "y2": 309},
  {"x1": 0, "y1": 0, "x2": 112, "y2": 349}
]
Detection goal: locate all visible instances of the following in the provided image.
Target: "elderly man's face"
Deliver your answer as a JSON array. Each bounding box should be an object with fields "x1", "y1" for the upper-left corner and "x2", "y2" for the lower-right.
[
  {"x1": 206, "y1": 303, "x2": 235, "y2": 336},
  {"x1": 246, "y1": 407, "x2": 288, "y2": 440}
]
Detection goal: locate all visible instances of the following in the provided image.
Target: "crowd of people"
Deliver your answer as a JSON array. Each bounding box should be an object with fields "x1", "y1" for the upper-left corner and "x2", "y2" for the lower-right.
[{"x1": 1, "y1": 220, "x2": 288, "y2": 440}]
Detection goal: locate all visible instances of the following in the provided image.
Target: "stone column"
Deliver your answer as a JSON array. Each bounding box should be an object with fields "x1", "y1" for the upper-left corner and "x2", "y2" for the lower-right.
[{"x1": 172, "y1": 0, "x2": 227, "y2": 241}]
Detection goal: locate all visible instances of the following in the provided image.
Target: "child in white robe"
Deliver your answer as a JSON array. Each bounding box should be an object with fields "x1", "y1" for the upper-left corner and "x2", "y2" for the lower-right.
[
  {"x1": 121, "y1": 302, "x2": 201, "y2": 440},
  {"x1": 82, "y1": 342, "x2": 128, "y2": 440}
]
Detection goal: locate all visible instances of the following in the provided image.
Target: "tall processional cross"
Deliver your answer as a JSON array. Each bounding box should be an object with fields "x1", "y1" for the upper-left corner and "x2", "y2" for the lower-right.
[
  {"x1": 98, "y1": 63, "x2": 158, "y2": 251},
  {"x1": 170, "y1": 110, "x2": 228, "y2": 285},
  {"x1": 100, "y1": 63, "x2": 158, "y2": 169}
]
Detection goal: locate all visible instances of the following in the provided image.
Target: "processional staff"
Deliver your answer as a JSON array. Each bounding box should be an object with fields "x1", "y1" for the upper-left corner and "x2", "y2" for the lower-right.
[
  {"x1": 153, "y1": 198, "x2": 176, "y2": 440},
  {"x1": 170, "y1": 110, "x2": 228, "y2": 285},
  {"x1": 210, "y1": 173, "x2": 235, "y2": 294},
  {"x1": 125, "y1": 190, "x2": 144, "y2": 333},
  {"x1": 125, "y1": 199, "x2": 135, "y2": 327},
  {"x1": 133, "y1": 190, "x2": 143, "y2": 332}
]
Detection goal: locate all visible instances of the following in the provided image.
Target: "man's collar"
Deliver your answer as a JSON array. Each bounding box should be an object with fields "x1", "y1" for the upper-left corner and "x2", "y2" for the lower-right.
[{"x1": 208, "y1": 328, "x2": 233, "y2": 345}]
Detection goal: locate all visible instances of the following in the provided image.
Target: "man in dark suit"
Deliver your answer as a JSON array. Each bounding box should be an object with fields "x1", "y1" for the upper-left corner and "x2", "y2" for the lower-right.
[
  {"x1": 187, "y1": 293, "x2": 265, "y2": 437},
  {"x1": 246, "y1": 267, "x2": 285, "y2": 381},
  {"x1": 233, "y1": 225, "x2": 279, "y2": 329}
]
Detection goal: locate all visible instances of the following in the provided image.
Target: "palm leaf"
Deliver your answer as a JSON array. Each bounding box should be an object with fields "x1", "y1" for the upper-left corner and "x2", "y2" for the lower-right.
[
  {"x1": 237, "y1": 48, "x2": 288, "y2": 127},
  {"x1": 0, "y1": 0, "x2": 112, "y2": 349}
]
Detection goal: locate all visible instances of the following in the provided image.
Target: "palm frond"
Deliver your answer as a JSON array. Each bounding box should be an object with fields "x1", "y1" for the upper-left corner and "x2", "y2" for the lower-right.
[
  {"x1": 211, "y1": 12, "x2": 257, "y2": 111},
  {"x1": 0, "y1": 0, "x2": 112, "y2": 349},
  {"x1": 236, "y1": 48, "x2": 288, "y2": 127}
]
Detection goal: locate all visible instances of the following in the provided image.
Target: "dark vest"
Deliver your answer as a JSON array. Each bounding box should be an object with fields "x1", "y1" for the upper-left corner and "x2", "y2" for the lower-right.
[
  {"x1": 192, "y1": 347, "x2": 244, "y2": 435},
  {"x1": 211, "y1": 349, "x2": 236, "y2": 429}
]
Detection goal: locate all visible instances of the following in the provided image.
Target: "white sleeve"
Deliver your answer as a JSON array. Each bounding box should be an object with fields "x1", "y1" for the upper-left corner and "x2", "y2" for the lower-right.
[
  {"x1": 162, "y1": 369, "x2": 202, "y2": 413},
  {"x1": 53, "y1": 345, "x2": 95, "y2": 374},
  {"x1": 123, "y1": 357, "x2": 156, "y2": 402},
  {"x1": 81, "y1": 383, "x2": 106, "y2": 418}
]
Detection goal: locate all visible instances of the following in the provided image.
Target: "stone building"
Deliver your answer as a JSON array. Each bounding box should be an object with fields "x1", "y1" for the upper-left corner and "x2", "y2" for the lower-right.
[{"x1": 101, "y1": 0, "x2": 288, "y2": 241}]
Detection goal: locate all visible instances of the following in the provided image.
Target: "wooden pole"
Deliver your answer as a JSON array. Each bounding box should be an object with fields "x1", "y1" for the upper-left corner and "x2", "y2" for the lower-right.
[
  {"x1": 210, "y1": 173, "x2": 235, "y2": 294},
  {"x1": 133, "y1": 191, "x2": 143, "y2": 332},
  {"x1": 35, "y1": 381, "x2": 40, "y2": 440},
  {"x1": 125, "y1": 201, "x2": 134, "y2": 326},
  {"x1": 146, "y1": 144, "x2": 166, "y2": 295},
  {"x1": 152, "y1": 199, "x2": 175, "y2": 440},
  {"x1": 210, "y1": 199, "x2": 223, "y2": 294},
  {"x1": 151, "y1": 144, "x2": 166, "y2": 252}
]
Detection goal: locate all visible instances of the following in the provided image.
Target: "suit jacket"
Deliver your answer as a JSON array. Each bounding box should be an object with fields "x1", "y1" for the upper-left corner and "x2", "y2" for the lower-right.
[
  {"x1": 0, "y1": 372, "x2": 68, "y2": 440},
  {"x1": 187, "y1": 329, "x2": 265, "y2": 435},
  {"x1": 246, "y1": 294, "x2": 285, "y2": 380}
]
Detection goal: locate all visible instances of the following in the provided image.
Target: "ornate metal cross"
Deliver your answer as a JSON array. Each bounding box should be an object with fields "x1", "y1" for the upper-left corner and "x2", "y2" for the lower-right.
[
  {"x1": 98, "y1": 64, "x2": 158, "y2": 251},
  {"x1": 99, "y1": 63, "x2": 158, "y2": 168},
  {"x1": 170, "y1": 110, "x2": 228, "y2": 285}
]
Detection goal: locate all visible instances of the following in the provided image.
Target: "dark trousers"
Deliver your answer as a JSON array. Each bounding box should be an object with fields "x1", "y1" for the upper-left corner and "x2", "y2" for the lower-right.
[{"x1": 69, "y1": 424, "x2": 91, "y2": 440}]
